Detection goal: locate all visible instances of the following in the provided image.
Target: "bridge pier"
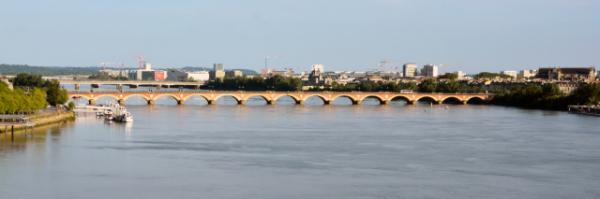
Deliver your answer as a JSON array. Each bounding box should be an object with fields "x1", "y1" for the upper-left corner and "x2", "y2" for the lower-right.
[
  {"x1": 117, "y1": 99, "x2": 125, "y2": 105},
  {"x1": 296, "y1": 100, "x2": 304, "y2": 105},
  {"x1": 237, "y1": 100, "x2": 245, "y2": 105},
  {"x1": 88, "y1": 99, "x2": 96, "y2": 105},
  {"x1": 147, "y1": 100, "x2": 155, "y2": 105},
  {"x1": 352, "y1": 100, "x2": 360, "y2": 105},
  {"x1": 381, "y1": 100, "x2": 389, "y2": 105},
  {"x1": 206, "y1": 100, "x2": 214, "y2": 105},
  {"x1": 266, "y1": 100, "x2": 274, "y2": 105},
  {"x1": 177, "y1": 100, "x2": 184, "y2": 105},
  {"x1": 407, "y1": 100, "x2": 416, "y2": 105},
  {"x1": 324, "y1": 100, "x2": 331, "y2": 105}
]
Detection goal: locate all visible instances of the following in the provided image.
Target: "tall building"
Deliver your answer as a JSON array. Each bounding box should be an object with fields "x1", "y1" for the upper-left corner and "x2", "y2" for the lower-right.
[
  {"x1": 213, "y1": 63, "x2": 224, "y2": 71},
  {"x1": 211, "y1": 63, "x2": 225, "y2": 80},
  {"x1": 309, "y1": 64, "x2": 325, "y2": 84},
  {"x1": 403, "y1": 63, "x2": 417, "y2": 78},
  {"x1": 312, "y1": 64, "x2": 324, "y2": 73},
  {"x1": 421, "y1": 64, "x2": 439, "y2": 77}
]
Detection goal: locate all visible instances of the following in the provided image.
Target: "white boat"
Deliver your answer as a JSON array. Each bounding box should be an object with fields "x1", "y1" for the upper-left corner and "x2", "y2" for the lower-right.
[{"x1": 113, "y1": 111, "x2": 133, "y2": 123}]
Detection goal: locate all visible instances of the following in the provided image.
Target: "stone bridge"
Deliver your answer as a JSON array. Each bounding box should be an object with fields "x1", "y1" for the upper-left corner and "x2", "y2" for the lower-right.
[{"x1": 69, "y1": 91, "x2": 492, "y2": 105}]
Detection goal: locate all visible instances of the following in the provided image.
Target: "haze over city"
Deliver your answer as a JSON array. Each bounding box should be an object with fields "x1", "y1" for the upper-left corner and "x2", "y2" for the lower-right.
[{"x1": 1, "y1": 0, "x2": 598, "y2": 73}]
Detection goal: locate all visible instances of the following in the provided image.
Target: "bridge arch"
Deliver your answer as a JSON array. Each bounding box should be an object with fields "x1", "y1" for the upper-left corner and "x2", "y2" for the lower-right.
[
  {"x1": 273, "y1": 94, "x2": 301, "y2": 103},
  {"x1": 242, "y1": 95, "x2": 271, "y2": 105},
  {"x1": 242, "y1": 95, "x2": 270, "y2": 102},
  {"x1": 122, "y1": 93, "x2": 150, "y2": 101},
  {"x1": 389, "y1": 95, "x2": 411, "y2": 102},
  {"x1": 214, "y1": 94, "x2": 242, "y2": 104},
  {"x1": 302, "y1": 94, "x2": 329, "y2": 104},
  {"x1": 69, "y1": 94, "x2": 90, "y2": 101},
  {"x1": 466, "y1": 96, "x2": 486, "y2": 104},
  {"x1": 361, "y1": 95, "x2": 384, "y2": 104},
  {"x1": 182, "y1": 94, "x2": 210, "y2": 102},
  {"x1": 416, "y1": 95, "x2": 438, "y2": 104},
  {"x1": 93, "y1": 94, "x2": 120, "y2": 105},
  {"x1": 331, "y1": 94, "x2": 358, "y2": 104},
  {"x1": 441, "y1": 96, "x2": 463, "y2": 104},
  {"x1": 152, "y1": 93, "x2": 181, "y2": 102}
]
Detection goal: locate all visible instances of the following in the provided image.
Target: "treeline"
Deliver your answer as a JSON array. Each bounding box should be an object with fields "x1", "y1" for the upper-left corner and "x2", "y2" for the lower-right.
[
  {"x1": 204, "y1": 76, "x2": 487, "y2": 93},
  {"x1": 0, "y1": 81, "x2": 47, "y2": 114},
  {"x1": 203, "y1": 76, "x2": 303, "y2": 91},
  {"x1": 491, "y1": 83, "x2": 600, "y2": 110},
  {"x1": 317, "y1": 79, "x2": 484, "y2": 93},
  {"x1": 12, "y1": 74, "x2": 69, "y2": 106},
  {"x1": 0, "y1": 64, "x2": 100, "y2": 76}
]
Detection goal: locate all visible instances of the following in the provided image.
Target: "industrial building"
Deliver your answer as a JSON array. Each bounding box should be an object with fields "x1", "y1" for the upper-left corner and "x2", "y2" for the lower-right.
[{"x1": 536, "y1": 67, "x2": 597, "y2": 82}]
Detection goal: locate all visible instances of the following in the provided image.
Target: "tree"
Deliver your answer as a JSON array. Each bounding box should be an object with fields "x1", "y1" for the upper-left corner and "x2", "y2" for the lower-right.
[
  {"x1": 418, "y1": 79, "x2": 438, "y2": 92},
  {"x1": 45, "y1": 80, "x2": 68, "y2": 106}
]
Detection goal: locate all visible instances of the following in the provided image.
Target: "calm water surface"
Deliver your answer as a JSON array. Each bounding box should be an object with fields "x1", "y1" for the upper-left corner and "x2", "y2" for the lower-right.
[{"x1": 1, "y1": 102, "x2": 599, "y2": 199}]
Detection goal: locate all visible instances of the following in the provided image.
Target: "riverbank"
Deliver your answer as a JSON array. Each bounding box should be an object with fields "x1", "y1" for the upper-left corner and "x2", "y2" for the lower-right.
[{"x1": 0, "y1": 111, "x2": 75, "y2": 134}]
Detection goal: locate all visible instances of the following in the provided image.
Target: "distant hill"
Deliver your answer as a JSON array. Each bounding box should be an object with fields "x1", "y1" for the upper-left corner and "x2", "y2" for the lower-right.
[
  {"x1": 0, "y1": 64, "x2": 259, "y2": 76},
  {"x1": 0, "y1": 64, "x2": 100, "y2": 76}
]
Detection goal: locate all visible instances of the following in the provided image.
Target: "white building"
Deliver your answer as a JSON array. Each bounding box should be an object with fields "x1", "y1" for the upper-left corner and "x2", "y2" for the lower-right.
[
  {"x1": 403, "y1": 63, "x2": 417, "y2": 78},
  {"x1": 518, "y1": 69, "x2": 537, "y2": 79},
  {"x1": 501, "y1": 70, "x2": 518, "y2": 79},
  {"x1": 187, "y1": 71, "x2": 210, "y2": 82},
  {"x1": 421, "y1": 64, "x2": 439, "y2": 77},
  {"x1": 454, "y1": 71, "x2": 466, "y2": 80},
  {"x1": 312, "y1": 64, "x2": 324, "y2": 73}
]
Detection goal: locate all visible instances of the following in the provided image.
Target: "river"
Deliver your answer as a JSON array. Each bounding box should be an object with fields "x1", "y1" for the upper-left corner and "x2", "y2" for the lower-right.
[{"x1": 1, "y1": 100, "x2": 599, "y2": 199}]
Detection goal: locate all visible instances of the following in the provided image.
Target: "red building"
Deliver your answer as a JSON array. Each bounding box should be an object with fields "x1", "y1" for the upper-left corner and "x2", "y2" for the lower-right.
[{"x1": 154, "y1": 70, "x2": 167, "y2": 81}]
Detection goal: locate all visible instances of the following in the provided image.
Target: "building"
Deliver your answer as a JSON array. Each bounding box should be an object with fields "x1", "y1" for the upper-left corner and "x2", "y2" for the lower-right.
[
  {"x1": 129, "y1": 62, "x2": 155, "y2": 80},
  {"x1": 501, "y1": 70, "x2": 518, "y2": 79},
  {"x1": 154, "y1": 70, "x2": 167, "y2": 81},
  {"x1": 454, "y1": 71, "x2": 466, "y2": 80},
  {"x1": 536, "y1": 67, "x2": 597, "y2": 82},
  {"x1": 421, "y1": 64, "x2": 439, "y2": 77},
  {"x1": 211, "y1": 63, "x2": 225, "y2": 80},
  {"x1": 226, "y1": 70, "x2": 244, "y2": 78},
  {"x1": 403, "y1": 63, "x2": 417, "y2": 78},
  {"x1": 99, "y1": 69, "x2": 130, "y2": 78},
  {"x1": 262, "y1": 68, "x2": 295, "y2": 77},
  {"x1": 136, "y1": 70, "x2": 167, "y2": 81},
  {"x1": 166, "y1": 69, "x2": 209, "y2": 82},
  {"x1": 518, "y1": 69, "x2": 537, "y2": 79},
  {"x1": 308, "y1": 64, "x2": 325, "y2": 84},
  {"x1": 166, "y1": 69, "x2": 188, "y2": 81},
  {"x1": 186, "y1": 71, "x2": 210, "y2": 82}
]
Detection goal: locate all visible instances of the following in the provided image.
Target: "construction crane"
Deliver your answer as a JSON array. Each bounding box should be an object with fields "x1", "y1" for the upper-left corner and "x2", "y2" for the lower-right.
[{"x1": 375, "y1": 60, "x2": 400, "y2": 73}]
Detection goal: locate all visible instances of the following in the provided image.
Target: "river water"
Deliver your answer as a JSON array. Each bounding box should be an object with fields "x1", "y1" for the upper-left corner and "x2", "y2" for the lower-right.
[{"x1": 1, "y1": 100, "x2": 599, "y2": 199}]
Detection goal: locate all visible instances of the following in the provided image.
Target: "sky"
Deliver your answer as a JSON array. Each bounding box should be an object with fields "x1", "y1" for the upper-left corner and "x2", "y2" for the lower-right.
[{"x1": 0, "y1": 0, "x2": 598, "y2": 73}]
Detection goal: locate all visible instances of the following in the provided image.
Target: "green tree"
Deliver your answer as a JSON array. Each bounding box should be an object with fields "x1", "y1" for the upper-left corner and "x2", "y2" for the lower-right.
[{"x1": 418, "y1": 79, "x2": 438, "y2": 92}]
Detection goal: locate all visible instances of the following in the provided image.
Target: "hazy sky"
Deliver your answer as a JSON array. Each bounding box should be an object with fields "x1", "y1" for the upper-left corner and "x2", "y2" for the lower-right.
[{"x1": 0, "y1": 0, "x2": 598, "y2": 73}]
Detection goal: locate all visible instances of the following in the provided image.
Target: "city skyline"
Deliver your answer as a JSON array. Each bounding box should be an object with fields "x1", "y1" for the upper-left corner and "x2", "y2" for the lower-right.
[{"x1": 0, "y1": 0, "x2": 598, "y2": 73}]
